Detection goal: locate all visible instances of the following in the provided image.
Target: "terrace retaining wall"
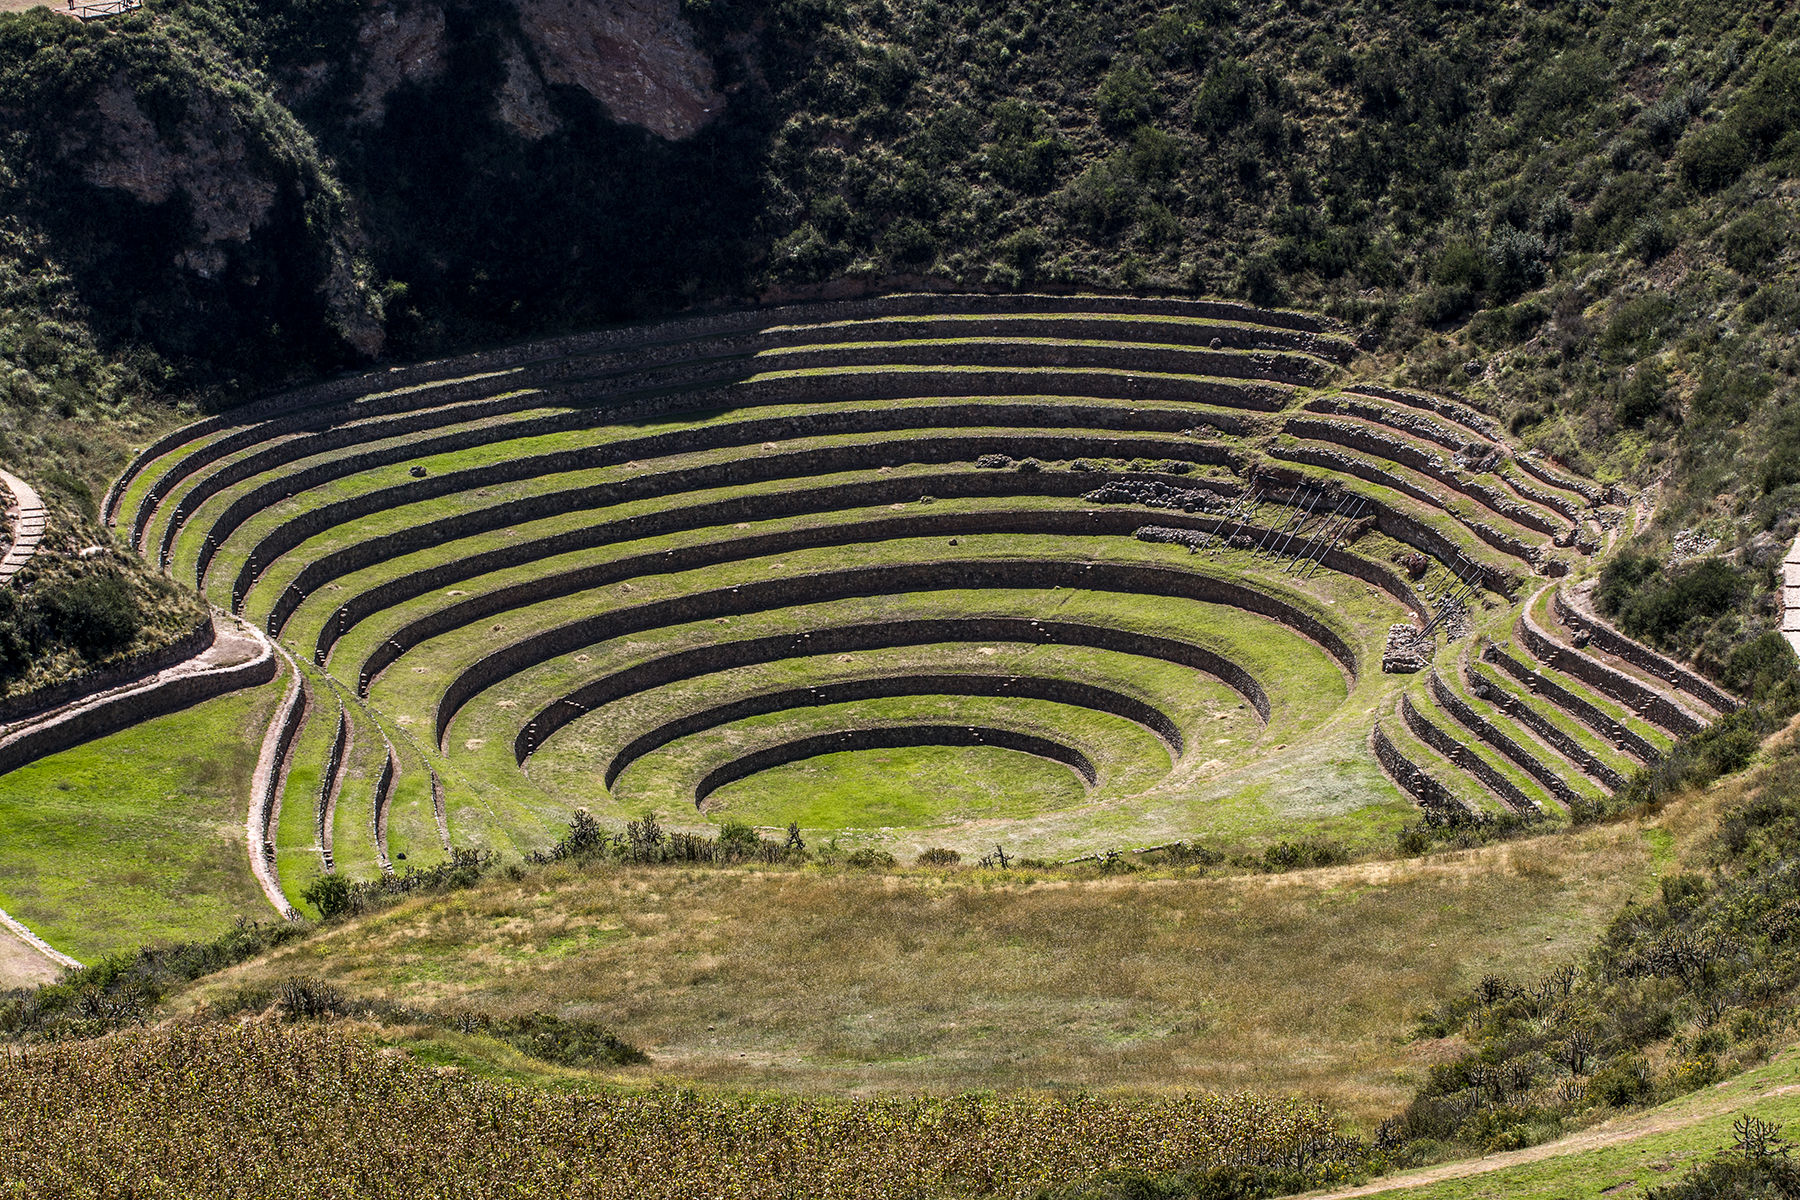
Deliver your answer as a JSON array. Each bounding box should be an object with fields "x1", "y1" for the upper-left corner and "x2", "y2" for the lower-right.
[
  {"x1": 1517, "y1": 608, "x2": 1703, "y2": 736},
  {"x1": 1551, "y1": 589, "x2": 1738, "y2": 714},
  {"x1": 0, "y1": 618, "x2": 215, "y2": 726},
  {"x1": 527, "y1": 616, "x2": 1262, "y2": 768},
  {"x1": 1429, "y1": 669, "x2": 1573, "y2": 807},
  {"x1": 694, "y1": 724, "x2": 1097, "y2": 803},
  {"x1": 0, "y1": 632, "x2": 277, "y2": 778},
  {"x1": 1482, "y1": 643, "x2": 1661, "y2": 762},
  {"x1": 436, "y1": 558, "x2": 1355, "y2": 748},
  {"x1": 1371, "y1": 721, "x2": 1465, "y2": 810},
  {"x1": 1464, "y1": 661, "x2": 1627, "y2": 791},
  {"x1": 108, "y1": 293, "x2": 1344, "y2": 523},
  {"x1": 1401, "y1": 692, "x2": 1537, "y2": 813},
  {"x1": 600, "y1": 673, "x2": 1181, "y2": 787}
]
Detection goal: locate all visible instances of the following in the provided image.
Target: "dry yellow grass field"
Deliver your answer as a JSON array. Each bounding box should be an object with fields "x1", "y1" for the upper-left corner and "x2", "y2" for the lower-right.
[{"x1": 185, "y1": 822, "x2": 1663, "y2": 1125}]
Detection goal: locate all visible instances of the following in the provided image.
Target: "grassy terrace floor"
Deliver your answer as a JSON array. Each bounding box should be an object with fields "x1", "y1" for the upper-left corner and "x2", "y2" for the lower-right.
[
  {"x1": 177, "y1": 819, "x2": 1660, "y2": 1125},
  {"x1": 0, "y1": 685, "x2": 281, "y2": 961}
]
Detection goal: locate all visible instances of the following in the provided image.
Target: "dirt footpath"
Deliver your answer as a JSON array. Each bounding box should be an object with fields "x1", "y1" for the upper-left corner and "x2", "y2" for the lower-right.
[{"x1": 0, "y1": 923, "x2": 63, "y2": 989}]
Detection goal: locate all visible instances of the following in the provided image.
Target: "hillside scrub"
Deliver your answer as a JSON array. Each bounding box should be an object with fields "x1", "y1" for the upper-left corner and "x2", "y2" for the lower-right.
[
  {"x1": 0, "y1": 0, "x2": 1797, "y2": 685},
  {"x1": 1391, "y1": 725, "x2": 1800, "y2": 1163}
]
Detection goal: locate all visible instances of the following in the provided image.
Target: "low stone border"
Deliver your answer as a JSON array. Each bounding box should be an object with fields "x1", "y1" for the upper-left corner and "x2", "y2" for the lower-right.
[
  {"x1": 600, "y1": 672, "x2": 1180, "y2": 789},
  {"x1": 0, "y1": 906, "x2": 81, "y2": 972},
  {"x1": 1482, "y1": 642, "x2": 1661, "y2": 763},
  {"x1": 1553, "y1": 588, "x2": 1738, "y2": 714},
  {"x1": 693, "y1": 723, "x2": 1097, "y2": 804},
  {"x1": 247, "y1": 646, "x2": 308, "y2": 919},
  {"x1": 1401, "y1": 691, "x2": 1538, "y2": 814}
]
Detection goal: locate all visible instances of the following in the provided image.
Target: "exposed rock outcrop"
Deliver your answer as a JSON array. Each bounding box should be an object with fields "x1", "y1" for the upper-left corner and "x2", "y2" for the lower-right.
[
  {"x1": 74, "y1": 78, "x2": 277, "y2": 257},
  {"x1": 350, "y1": 2, "x2": 449, "y2": 125},
  {"x1": 496, "y1": 39, "x2": 562, "y2": 139},
  {"x1": 514, "y1": 0, "x2": 722, "y2": 140}
]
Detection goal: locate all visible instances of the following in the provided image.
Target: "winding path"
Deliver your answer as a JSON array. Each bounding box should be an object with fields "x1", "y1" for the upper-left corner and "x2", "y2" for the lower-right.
[
  {"x1": 0, "y1": 468, "x2": 45, "y2": 584},
  {"x1": 1783, "y1": 531, "x2": 1800, "y2": 661}
]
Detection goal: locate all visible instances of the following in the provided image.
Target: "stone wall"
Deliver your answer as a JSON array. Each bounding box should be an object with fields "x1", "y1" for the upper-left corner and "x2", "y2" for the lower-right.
[
  {"x1": 1482, "y1": 642, "x2": 1663, "y2": 761},
  {"x1": 598, "y1": 672, "x2": 1181, "y2": 786},
  {"x1": 1267, "y1": 442, "x2": 1534, "y2": 575},
  {"x1": 1371, "y1": 721, "x2": 1464, "y2": 810},
  {"x1": 317, "y1": 704, "x2": 351, "y2": 872},
  {"x1": 1517, "y1": 608, "x2": 1703, "y2": 736},
  {"x1": 525, "y1": 615, "x2": 1264, "y2": 766},
  {"x1": 693, "y1": 723, "x2": 1097, "y2": 804},
  {"x1": 0, "y1": 617, "x2": 215, "y2": 725},
  {"x1": 211, "y1": 391, "x2": 1256, "y2": 594},
  {"x1": 232, "y1": 429, "x2": 1243, "y2": 607},
  {"x1": 1464, "y1": 661, "x2": 1627, "y2": 791},
  {"x1": 1286, "y1": 417, "x2": 1563, "y2": 537},
  {"x1": 1400, "y1": 692, "x2": 1537, "y2": 813},
  {"x1": 436, "y1": 557, "x2": 1354, "y2": 748},
  {"x1": 108, "y1": 291, "x2": 1345, "y2": 525},
  {"x1": 0, "y1": 637, "x2": 276, "y2": 778},
  {"x1": 1551, "y1": 589, "x2": 1738, "y2": 713},
  {"x1": 1429, "y1": 669, "x2": 1572, "y2": 807},
  {"x1": 1345, "y1": 384, "x2": 1501, "y2": 440}
]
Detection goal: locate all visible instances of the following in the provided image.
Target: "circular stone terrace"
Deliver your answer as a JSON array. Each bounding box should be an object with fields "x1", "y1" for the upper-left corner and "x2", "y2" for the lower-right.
[{"x1": 104, "y1": 292, "x2": 1734, "y2": 906}]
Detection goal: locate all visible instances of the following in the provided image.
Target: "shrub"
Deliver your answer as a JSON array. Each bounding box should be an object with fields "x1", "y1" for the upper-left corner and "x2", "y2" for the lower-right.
[
  {"x1": 1095, "y1": 63, "x2": 1160, "y2": 132},
  {"x1": 39, "y1": 575, "x2": 138, "y2": 657},
  {"x1": 1722, "y1": 633, "x2": 1797, "y2": 703},
  {"x1": 1614, "y1": 365, "x2": 1671, "y2": 429},
  {"x1": 1677, "y1": 124, "x2": 1751, "y2": 193},
  {"x1": 880, "y1": 219, "x2": 937, "y2": 267},
  {"x1": 845, "y1": 847, "x2": 897, "y2": 869},
  {"x1": 1194, "y1": 59, "x2": 1262, "y2": 132},
  {"x1": 1724, "y1": 208, "x2": 1785, "y2": 274},
  {"x1": 299, "y1": 872, "x2": 353, "y2": 918},
  {"x1": 915, "y1": 847, "x2": 961, "y2": 866},
  {"x1": 1486, "y1": 228, "x2": 1547, "y2": 297}
]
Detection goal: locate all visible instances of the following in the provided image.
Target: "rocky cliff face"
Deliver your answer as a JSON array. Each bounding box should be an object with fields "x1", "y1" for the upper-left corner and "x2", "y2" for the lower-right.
[
  {"x1": 510, "y1": 0, "x2": 721, "y2": 141},
  {"x1": 70, "y1": 78, "x2": 278, "y2": 277},
  {"x1": 349, "y1": 2, "x2": 449, "y2": 125}
]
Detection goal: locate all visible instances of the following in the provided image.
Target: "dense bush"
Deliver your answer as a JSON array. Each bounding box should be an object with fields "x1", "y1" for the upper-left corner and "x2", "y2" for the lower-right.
[{"x1": 1398, "y1": 737, "x2": 1800, "y2": 1160}]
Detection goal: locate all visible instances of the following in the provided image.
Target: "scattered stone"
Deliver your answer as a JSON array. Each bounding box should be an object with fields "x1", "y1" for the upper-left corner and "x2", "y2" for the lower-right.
[
  {"x1": 1069, "y1": 458, "x2": 1101, "y2": 472},
  {"x1": 1209, "y1": 337, "x2": 1222, "y2": 349},
  {"x1": 1396, "y1": 552, "x2": 1429, "y2": 580},
  {"x1": 77, "y1": 545, "x2": 107, "y2": 559},
  {"x1": 1670, "y1": 528, "x2": 1721, "y2": 564},
  {"x1": 1382, "y1": 624, "x2": 1434, "y2": 673},
  {"x1": 410, "y1": 465, "x2": 428, "y2": 477},
  {"x1": 1462, "y1": 359, "x2": 1483, "y2": 379},
  {"x1": 1015, "y1": 458, "x2": 1042, "y2": 473},
  {"x1": 1084, "y1": 478, "x2": 1233, "y2": 514},
  {"x1": 918, "y1": 495, "x2": 935, "y2": 504},
  {"x1": 976, "y1": 454, "x2": 1012, "y2": 468}
]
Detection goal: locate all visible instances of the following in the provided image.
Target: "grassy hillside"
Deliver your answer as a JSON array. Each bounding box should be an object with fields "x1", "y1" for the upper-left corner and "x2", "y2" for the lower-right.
[{"x1": 0, "y1": 0, "x2": 1794, "y2": 685}]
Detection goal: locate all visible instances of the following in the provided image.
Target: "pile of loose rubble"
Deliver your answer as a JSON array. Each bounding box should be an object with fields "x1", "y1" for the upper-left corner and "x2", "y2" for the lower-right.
[
  {"x1": 1084, "y1": 479, "x2": 1235, "y2": 514},
  {"x1": 1382, "y1": 623, "x2": 1435, "y2": 673}
]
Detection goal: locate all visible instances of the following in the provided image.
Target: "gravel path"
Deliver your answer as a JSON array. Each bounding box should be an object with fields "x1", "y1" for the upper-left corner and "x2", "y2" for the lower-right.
[{"x1": 246, "y1": 641, "x2": 306, "y2": 920}]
